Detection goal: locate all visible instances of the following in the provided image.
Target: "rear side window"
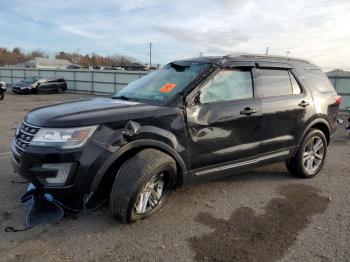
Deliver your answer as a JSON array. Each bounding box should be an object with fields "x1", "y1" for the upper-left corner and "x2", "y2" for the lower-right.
[
  {"x1": 302, "y1": 69, "x2": 335, "y2": 92},
  {"x1": 200, "y1": 69, "x2": 253, "y2": 103},
  {"x1": 258, "y1": 69, "x2": 301, "y2": 97}
]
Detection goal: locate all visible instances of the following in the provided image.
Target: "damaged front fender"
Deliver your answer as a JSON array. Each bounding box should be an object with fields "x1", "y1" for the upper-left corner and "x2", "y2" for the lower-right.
[
  {"x1": 89, "y1": 139, "x2": 188, "y2": 194},
  {"x1": 88, "y1": 120, "x2": 188, "y2": 194}
]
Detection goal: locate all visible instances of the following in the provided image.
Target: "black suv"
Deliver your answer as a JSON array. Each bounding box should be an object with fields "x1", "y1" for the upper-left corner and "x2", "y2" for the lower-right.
[
  {"x1": 11, "y1": 54, "x2": 340, "y2": 223},
  {"x1": 12, "y1": 77, "x2": 67, "y2": 94}
]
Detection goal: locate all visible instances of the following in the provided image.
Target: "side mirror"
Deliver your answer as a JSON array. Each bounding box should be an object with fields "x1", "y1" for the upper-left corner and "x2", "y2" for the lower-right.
[
  {"x1": 194, "y1": 92, "x2": 201, "y2": 105},
  {"x1": 186, "y1": 92, "x2": 201, "y2": 107}
]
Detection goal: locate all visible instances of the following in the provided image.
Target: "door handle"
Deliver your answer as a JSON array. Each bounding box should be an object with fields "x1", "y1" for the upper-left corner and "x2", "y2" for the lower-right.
[
  {"x1": 298, "y1": 100, "x2": 310, "y2": 107},
  {"x1": 240, "y1": 107, "x2": 257, "y2": 115}
]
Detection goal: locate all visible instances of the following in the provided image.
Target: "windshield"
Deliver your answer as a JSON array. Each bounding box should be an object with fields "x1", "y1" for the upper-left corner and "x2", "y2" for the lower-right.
[
  {"x1": 21, "y1": 77, "x2": 39, "y2": 84},
  {"x1": 112, "y1": 62, "x2": 210, "y2": 104}
]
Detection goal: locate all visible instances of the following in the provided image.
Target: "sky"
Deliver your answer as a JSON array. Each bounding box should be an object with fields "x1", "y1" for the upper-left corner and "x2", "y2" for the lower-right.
[{"x1": 0, "y1": 0, "x2": 349, "y2": 68}]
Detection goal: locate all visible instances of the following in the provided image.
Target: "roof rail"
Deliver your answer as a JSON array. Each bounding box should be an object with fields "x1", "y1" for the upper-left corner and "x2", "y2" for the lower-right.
[{"x1": 225, "y1": 53, "x2": 312, "y2": 64}]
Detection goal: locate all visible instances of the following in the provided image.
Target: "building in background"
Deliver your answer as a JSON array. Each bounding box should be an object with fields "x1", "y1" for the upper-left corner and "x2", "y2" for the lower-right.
[{"x1": 25, "y1": 57, "x2": 75, "y2": 69}]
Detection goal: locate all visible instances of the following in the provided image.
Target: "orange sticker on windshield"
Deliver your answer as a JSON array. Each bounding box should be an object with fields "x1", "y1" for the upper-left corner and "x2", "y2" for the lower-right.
[{"x1": 160, "y1": 83, "x2": 176, "y2": 93}]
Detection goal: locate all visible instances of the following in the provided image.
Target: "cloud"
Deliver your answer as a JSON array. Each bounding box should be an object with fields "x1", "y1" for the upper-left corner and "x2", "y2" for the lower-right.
[
  {"x1": 154, "y1": 26, "x2": 249, "y2": 47},
  {"x1": 59, "y1": 24, "x2": 103, "y2": 39},
  {"x1": 0, "y1": 0, "x2": 350, "y2": 66}
]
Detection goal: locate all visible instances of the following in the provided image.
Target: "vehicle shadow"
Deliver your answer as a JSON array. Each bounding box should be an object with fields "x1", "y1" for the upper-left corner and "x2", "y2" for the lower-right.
[{"x1": 4, "y1": 163, "x2": 302, "y2": 243}]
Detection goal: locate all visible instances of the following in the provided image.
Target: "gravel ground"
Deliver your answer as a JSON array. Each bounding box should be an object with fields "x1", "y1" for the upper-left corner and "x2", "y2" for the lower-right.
[{"x1": 0, "y1": 92, "x2": 349, "y2": 262}]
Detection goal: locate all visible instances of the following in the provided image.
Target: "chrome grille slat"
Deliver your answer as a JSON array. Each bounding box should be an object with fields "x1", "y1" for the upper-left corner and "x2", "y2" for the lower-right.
[
  {"x1": 19, "y1": 129, "x2": 36, "y2": 136},
  {"x1": 16, "y1": 137, "x2": 30, "y2": 144},
  {"x1": 14, "y1": 142, "x2": 24, "y2": 152},
  {"x1": 14, "y1": 122, "x2": 40, "y2": 153}
]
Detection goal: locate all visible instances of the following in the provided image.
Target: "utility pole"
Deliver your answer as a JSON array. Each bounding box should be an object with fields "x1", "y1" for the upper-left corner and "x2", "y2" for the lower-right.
[
  {"x1": 149, "y1": 42, "x2": 152, "y2": 67},
  {"x1": 199, "y1": 52, "x2": 204, "y2": 57},
  {"x1": 286, "y1": 51, "x2": 290, "y2": 57},
  {"x1": 265, "y1": 46, "x2": 269, "y2": 55},
  {"x1": 75, "y1": 48, "x2": 80, "y2": 65}
]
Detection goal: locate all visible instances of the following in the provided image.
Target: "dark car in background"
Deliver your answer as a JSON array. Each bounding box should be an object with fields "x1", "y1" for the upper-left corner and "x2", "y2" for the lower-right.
[
  {"x1": 12, "y1": 77, "x2": 67, "y2": 94},
  {"x1": 11, "y1": 54, "x2": 340, "y2": 223},
  {"x1": 125, "y1": 63, "x2": 147, "y2": 71},
  {"x1": 66, "y1": 65, "x2": 81, "y2": 69}
]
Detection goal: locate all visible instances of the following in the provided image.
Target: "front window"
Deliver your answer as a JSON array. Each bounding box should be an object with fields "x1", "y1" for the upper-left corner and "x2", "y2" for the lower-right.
[
  {"x1": 200, "y1": 69, "x2": 254, "y2": 103},
  {"x1": 112, "y1": 62, "x2": 210, "y2": 104}
]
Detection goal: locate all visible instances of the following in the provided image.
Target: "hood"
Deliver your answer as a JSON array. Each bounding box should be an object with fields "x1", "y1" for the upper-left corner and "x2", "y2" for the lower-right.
[
  {"x1": 14, "y1": 81, "x2": 30, "y2": 87},
  {"x1": 25, "y1": 98, "x2": 163, "y2": 127}
]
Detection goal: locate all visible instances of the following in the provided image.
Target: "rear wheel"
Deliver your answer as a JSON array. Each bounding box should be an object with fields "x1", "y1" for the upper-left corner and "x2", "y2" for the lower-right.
[
  {"x1": 286, "y1": 129, "x2": 327, "y2": 178},
  {"x1": 109, "y1": 149, "x2": 177, "y2": 223}
]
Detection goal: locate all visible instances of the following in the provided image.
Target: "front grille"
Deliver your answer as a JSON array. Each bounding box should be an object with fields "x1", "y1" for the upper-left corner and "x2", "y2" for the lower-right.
[{"x1": 14, "y1": 122, "x2": 40, "y2": 153}]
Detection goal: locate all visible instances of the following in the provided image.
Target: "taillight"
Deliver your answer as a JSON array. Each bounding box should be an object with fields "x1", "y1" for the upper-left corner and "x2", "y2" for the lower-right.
[{"x1": 335, "y1": 95, "x2": 341, "y2": 106}]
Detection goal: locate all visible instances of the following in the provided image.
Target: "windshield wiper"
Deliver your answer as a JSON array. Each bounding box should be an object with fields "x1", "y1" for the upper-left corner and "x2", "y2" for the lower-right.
[{"x1": 113, "y1": 95, "x2": 140, "y2": 102}]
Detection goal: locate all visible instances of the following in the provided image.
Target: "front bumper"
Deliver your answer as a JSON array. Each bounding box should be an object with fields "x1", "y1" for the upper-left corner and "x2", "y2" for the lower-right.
[
  {"x1": 12, "y1": 87, "x2": 31, "y2": 94},
  {"x1": 11, "y1": 139, "x2": 110, "y2": 197}
]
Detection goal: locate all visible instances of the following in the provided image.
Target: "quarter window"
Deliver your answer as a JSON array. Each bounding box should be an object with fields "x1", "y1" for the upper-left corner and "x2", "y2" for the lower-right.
[
  {"x1": 302, "y1": 69, "x2": 335, "y2": 92},
  {"x1": 200, "y1": 69, "x2": 253, "y2": 103}
]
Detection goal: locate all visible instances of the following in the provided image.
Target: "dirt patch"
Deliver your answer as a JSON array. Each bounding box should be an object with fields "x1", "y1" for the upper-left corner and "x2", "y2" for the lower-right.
[{"x1": 188, "y1": 184, "x2": 329, "y2": 262}]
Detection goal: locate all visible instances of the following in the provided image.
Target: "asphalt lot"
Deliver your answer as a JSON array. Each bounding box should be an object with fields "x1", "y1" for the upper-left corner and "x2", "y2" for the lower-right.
[{"x1": 0, "y1": 92, "x2": 349, "y2": 262}]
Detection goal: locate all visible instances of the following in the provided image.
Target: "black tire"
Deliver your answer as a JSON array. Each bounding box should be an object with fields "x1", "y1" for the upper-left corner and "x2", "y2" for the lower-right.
[
  {"x1": 286, "y1": 128, "x2": 327, "y2": 178},
  {"x1": 0, "y1": 92, "x2": 4, "y2": 100},
  {"x1": 57, "y1": 87, "x2": 63, "y2": 94},
  {"x1": 109, "y1": 149, "x2": 177, "y2": 223}
]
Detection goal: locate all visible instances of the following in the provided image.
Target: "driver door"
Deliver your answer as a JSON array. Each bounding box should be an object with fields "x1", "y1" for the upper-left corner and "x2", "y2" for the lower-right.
[{"x1": 185, "y1": 65, "x2": 263, "y2": 172}]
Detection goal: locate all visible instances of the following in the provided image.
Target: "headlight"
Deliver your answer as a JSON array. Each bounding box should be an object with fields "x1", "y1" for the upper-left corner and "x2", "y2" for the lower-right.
[{"x1": 30, "y1": 125, "x2": 98, "y2": 149}]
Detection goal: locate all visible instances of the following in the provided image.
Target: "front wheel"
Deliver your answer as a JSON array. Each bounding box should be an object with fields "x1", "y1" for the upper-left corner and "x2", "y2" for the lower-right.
[
  {"x1": 286, "y1": 129, "x2": 327, "y2": 178},
  {"x1": 109, "y1": 149, "x2": 177, "y2": 223}
]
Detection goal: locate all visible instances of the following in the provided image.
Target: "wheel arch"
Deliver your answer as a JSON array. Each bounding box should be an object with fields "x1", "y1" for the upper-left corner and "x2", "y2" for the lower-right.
[
  {"x1": 299, "y1": 118, "x2": 331, "y2": 146},
  {"x1": 89, "y1": 139, "x2": 187, "y2": 195}
]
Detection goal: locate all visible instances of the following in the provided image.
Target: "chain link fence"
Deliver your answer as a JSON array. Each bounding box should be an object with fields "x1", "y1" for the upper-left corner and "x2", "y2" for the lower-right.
[{"x1": 0, "y1": 68, "x2": 148, "y2": 94}]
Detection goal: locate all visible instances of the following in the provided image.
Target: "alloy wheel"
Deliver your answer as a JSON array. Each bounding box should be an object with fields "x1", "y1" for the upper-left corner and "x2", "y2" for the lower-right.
[
  {"x1": 303, "y1": 136, "x2": 325, "y2": 173},
  {"x1": 134, "y1": 173, "x2": 165, "y2": 215}
]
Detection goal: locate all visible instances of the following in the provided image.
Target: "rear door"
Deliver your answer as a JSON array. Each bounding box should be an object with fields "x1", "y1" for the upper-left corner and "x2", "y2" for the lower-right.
[
  {"x1": 185, "y1": 64, "x2": 263, "y2": 170},
  {"x1": 256, "y1": 63, "x2": 314, "y2": 154},
  {"x1": 45, "y1": 79, "x2": 60, "y2": 92},
  {"x1": 36, "y1": 79, "x2": 48, "y2": 92}
]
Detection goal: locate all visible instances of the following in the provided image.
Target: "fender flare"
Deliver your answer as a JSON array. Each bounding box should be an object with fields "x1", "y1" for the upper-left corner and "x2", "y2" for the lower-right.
[
  {"x1": 89, "y1": 139, "x2": 188, "y2": 193},
  {"x1": 296, "y1": 118, "x2": 330, "y2": 148}
]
